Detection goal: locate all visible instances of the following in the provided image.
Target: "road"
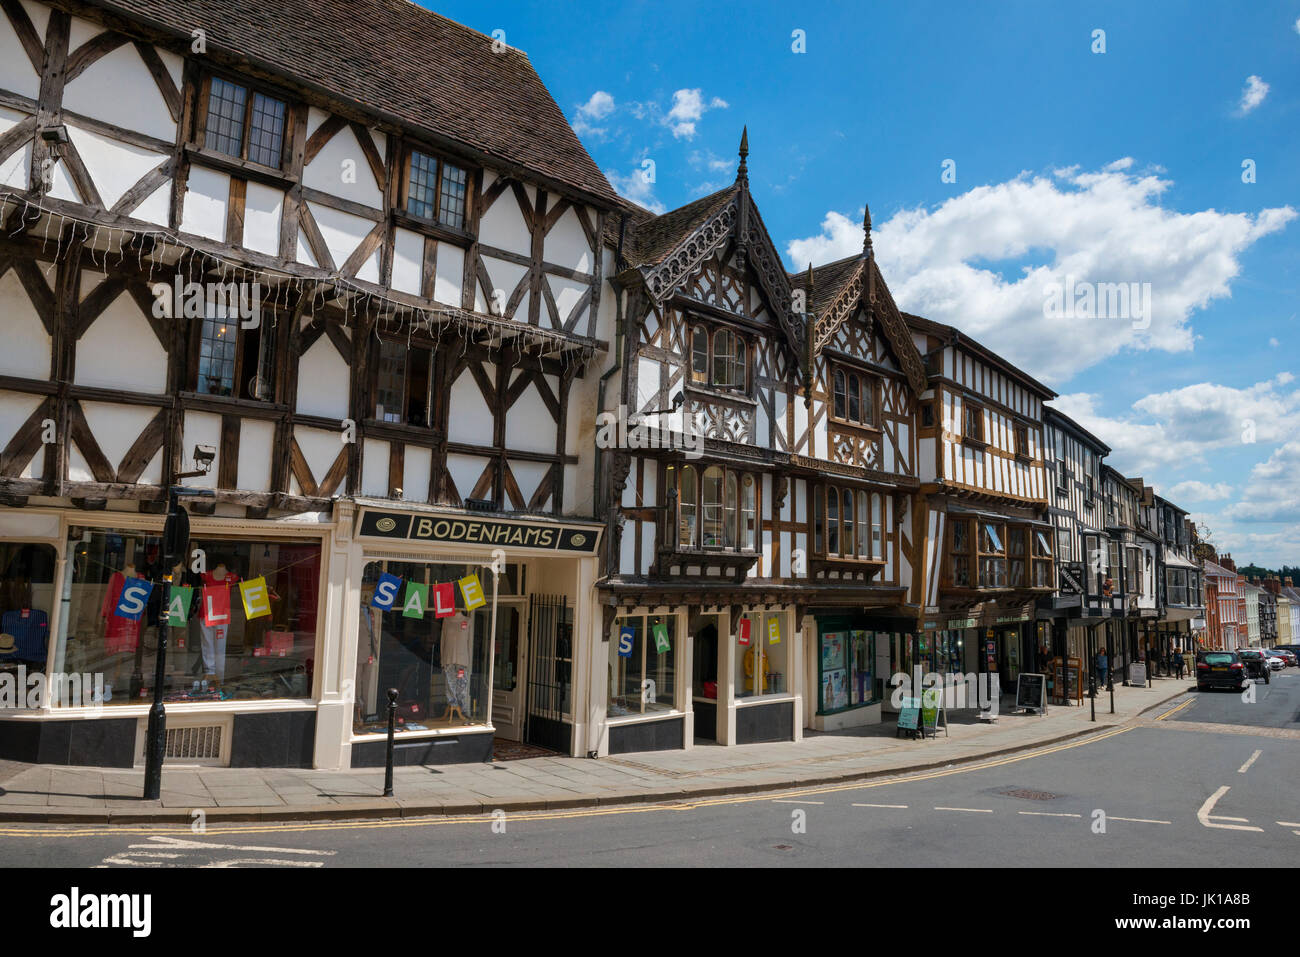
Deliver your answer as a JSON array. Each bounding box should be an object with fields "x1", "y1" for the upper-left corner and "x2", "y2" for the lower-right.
[{"x1": 2, "y1": 670, "x2": 1298, "y2": 868}]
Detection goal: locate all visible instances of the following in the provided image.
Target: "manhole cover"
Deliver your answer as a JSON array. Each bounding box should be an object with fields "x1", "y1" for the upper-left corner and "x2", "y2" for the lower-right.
[{"x1": 997, "y1": 787, "x2": 1059, "y2": 801}]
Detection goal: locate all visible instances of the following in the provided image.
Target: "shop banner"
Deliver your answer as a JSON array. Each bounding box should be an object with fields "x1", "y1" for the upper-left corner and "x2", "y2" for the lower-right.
[
  {"x1": 239, "y1": 576, "x2": 272, "y2": 620},
  {"x1": 738, "y1": 617, "x2": 751, "y2": 646},
  {"x1": 433, "y1": 582, "x2": 456, "y2": 618},
  {"x1": 652, "y1": 621, "x2": 670, "y2": 654},
  {"x1": 767, "y1": 616, "x2": 781, "y2": 645},
  {"x1": 165, "y1": 585, "x2": 193, "y2": 627},
  {"x1": 618, "y1": 625, "x2": 635, "y2": 657},
  {"x1": 370, "y1": 572, "x2": 402, "y2": 610},
  {"x1": 114, "y1": 576, "x2": 153, "y2": 621},
  {"x1": 201, "y1": 583, "x2": 231, "y2": 626},
  {"x1": 402, "y1": 581, "x2": 429, "y2": 619},
  {"x1": 459, "y1": 573, "x2": 486, "y2": 611}
]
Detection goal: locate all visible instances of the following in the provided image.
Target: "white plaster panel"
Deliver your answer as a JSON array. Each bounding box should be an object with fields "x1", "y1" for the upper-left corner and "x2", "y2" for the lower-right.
[
  {"x1": 360, "y1": 438, "x2": 389, "y2": 497},
  {"x1": 510, "y1": 459, "x2": 549, "y2": 508},
  {"x1": 132, "y1": 182, "x2": 170, "y2": 227},
  {"x1": 296, "y1": 233, "x2": 318, "y2": 268},
  {"x1": 181, "y1": 166, "x2": 230, "y2": 241},
  {"x1": 434, "y1": 243, "x2": 464, "y2": 306},
  {"x1": 640, "y1": 520, "x2": 657, "y2": 574},
  {"x1": 79, "y1": 401, "x2": 157, "y2": 478},
  {"x1": 544, "y1": 206, "x2": 592, "y2": 273},
  {"x1": 548, "y1": 275, "x2": 587, "y2": 327},
  {"x1": 392, "y1": 228, "x2": 424, "y2": 296},
  {"x1": 446, "y1": 452, "x2": 488, "y2": 501},
  {"x1": 0, "y1": 16, "x2": 40, "y2": 98},
  {"x1": 0, "y1": 390, "x2": 44, "y2": 479},
  {"x1": 478, "y1": 189, "x2": 531, "y2": 257},
  {"x1": 243, "y1": 182, "x2": 283, "y2": 256},
  {"x1": 76, "y1": 292, "x2": 167, "y2": 392},
  {"x1": 504, "y1": 380, "x2": 556, "y2": 455},
  {"x1": 402, "y1": 445, "x2": 432, "y2": 504},
  {"x1": 0, "y1": 269, "x2": 51, "y2": 378},
  {"x1": 295, "y1": 426, "x2": 345, "y2": 492},
  {"x1": 181, "y1": 411, "x2": 222, "y2": 489},
  {"x1": 0, "y1": 140, "x2": 30, "y2": 189},
  {"x1": 307, "y1": 201, "x2": 370, "y2": 271},
  {"x1": 306, "y1": 107, "x2": 329, "y2": 141},
  {"x1": 66, "y1": 15, "x2": 100, "y2": 54},
  {"x1": 17, "y1": 1, "x2": 49, "y2": 41},
  {"x1": 66, "y1": 124, "x2": 166, "y2": 210},
  {"x1": 563, "y1": 463, "x2": 577, "y2": 514},
  {"x1": 236, "y1": 418, "x2": 274, "y2": 492},
  {"x1": 636, "y1": 356, "x2": 660, "y2": 411},
  {"x1": 447, "y1": 367, "x2": 489, "y2": 445},
  {"x1": 619, "y1": 517, "x2": 636, "y2": 573},
  {"x1": 355, "y1": 247, "x2": 381, "y2": 284},
  {"x1": 302, "y1": 124, "x2": 383, "y2": 208},
  {"x1": 63, "y1": 43, "x2": 176, "y2": 143},
  {"x1": 480, "y1": 256, "x2": 527, "y2": 317},
  {"x1": 46, "y1": 160, "x2": 82, "y2": 203},
  {"x1": 295, "y1": 337, "x2": 350, "y2": 420}
]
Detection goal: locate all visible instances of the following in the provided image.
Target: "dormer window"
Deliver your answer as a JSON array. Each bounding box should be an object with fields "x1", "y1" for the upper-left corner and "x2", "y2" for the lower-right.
[
  {"x1": 202, "y1": 75, "x2": 287, "y2": 169},
  {"x1": 689, "y1": 324, "x2": 750, "y2": 393}
]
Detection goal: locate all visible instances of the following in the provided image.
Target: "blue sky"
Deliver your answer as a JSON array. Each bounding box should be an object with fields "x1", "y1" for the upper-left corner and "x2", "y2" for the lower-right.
[{"x1": 427, "y1": 0, "x2": 1299, "y2": 566}]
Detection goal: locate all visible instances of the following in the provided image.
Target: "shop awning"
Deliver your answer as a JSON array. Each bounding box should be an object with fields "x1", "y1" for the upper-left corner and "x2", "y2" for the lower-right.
[{"x1": 1163, "y1": 551, "x2": 1199, "y2": 571}]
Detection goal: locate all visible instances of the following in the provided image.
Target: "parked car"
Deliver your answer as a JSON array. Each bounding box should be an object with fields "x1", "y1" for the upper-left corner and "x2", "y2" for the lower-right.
[
  {"x1": 1237, "y1": 650, "x2": 1271, "y2": 683},
  {"x1": 1264, "y1": 649, "x2": 1294, "y2": 669},
  {"x1": 1277, "y1": 649, "x2": 1297, "y2": 667},
  {"x1": 1196, "y1": 651, "x2": 1247, "y2": 691},
  {"x1": 1271, "y1": 644, "x2": 1300, "y2": 661}
]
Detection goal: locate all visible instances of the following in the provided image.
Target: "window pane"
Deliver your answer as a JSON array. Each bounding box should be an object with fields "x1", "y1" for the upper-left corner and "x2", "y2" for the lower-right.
[
  {"x1": 204, "y1": 77, "x2": 247, "y2": 158},
  {"x1": 375, "y1": 340, "x2": 406, "y2": 422},
  {"x1": 833, "y1": 369, "x2": 846, "y2": 419},
  {"x1": 438, "y1": 162, "x2": 469, "y2": 229},
  {"x1": 1008, "y1": 529, "x2": 1026, "y2": 557},
  {"x1": 857, "y1": 493, "x2": 868, "y2": 558},
  {"x1": 981, "y1": 523, "x2": 1004, "y2": 554},
  {"x1": 848, "y1": 374, "x2": 860, "y2": 422},
  {"x1": 196, "y1": 306, "x2": 237, "y2": 396},
  {"x1": 826, "y1": 488, "x2": 839, "y2": 555},
  {"x1": 723, "y1": 472, "x2": 738, "y2": 549},
  {"x1": 741, "y1": 474, "x2": 756, "y2": 550},
  {"x1": 701, "y1": 467, "x2": 723, "y2": 547},
  {"x1": 609, "y1": 616, "x2": 675, "y2": 716},
  {"x1": 679, "y1": 466, "x2": 696, "y2": 546},
  {"x1": 691, "y1": 327, "x2": 708, "y2": 383},
  {"x1": 813, "y1": 488, "x2": 823, "y2": 554},
  {"x1": 871, "y1": 493, "x2": 882, "y2": 560},
  {"x1": 247, "y1": 92, "x2": 286, "y2": 167},
  {"x1": 841, "y1": 489, "x2": 854, "y2": 557},
  {"x1": 713, "y1": 330, "x2": 734, "y2": 386},
  {"x1": 406, "y1": 150, "x2": 438, "y2": 220}
]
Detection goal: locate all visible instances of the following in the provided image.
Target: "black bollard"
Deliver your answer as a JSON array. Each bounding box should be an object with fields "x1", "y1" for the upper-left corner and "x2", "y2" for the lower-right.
[{"x1": 383, "y1": 687, "x2": 398, "y2": 798}]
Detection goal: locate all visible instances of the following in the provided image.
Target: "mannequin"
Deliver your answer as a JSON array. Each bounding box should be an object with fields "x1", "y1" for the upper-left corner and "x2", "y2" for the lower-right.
[
  {"x1": 356, "y1": 584, "x2": 381, "y2": 725},
  {"x1": 199, "y1": 562, "x2": 240, "y2": 685},
  {"x1": 99, "y1": 562, "x2": 144, "y2": 701},
  {"x1": 439, "y1": 611, "x2": 472, "y2": 724}
]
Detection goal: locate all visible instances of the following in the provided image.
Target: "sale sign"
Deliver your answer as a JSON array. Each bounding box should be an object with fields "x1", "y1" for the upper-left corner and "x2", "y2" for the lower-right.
[
  {"x1": 239, "y1": 576, "x2": 272, "y2": 620},
  {"x1": 370, "y1": 572, "x2": 402, "y2": 610},
  {"x1": 738, "y1": 617, "x2": 751, "y2": 646},
  {"x1": 459, "y1": 573, "x2": 486, "y2": 611},
  {"x1": 402, "y1": 581, "x2": 429, "y2": 619},
  {"x1": 433, "y1": 582, "x2": 456, "y2": 618},
  {"x1": 201, "y1": 583, "x2": 231, "y2": 626},
  {"x1": 165, "y1": 586, "x2": 194, "y2": 627},
  {"x1": 115, "y1": 577, "x2": 153, "y2": 621}
]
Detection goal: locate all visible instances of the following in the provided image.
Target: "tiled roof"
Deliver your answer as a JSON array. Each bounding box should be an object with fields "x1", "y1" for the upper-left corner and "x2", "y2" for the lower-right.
[
  {"x1": 788, "y1": 254, "x2": 861, "y2": 316},
  {"x1": 96, "y1": 0, "x2": 619, "y2": 205},
  {"x1": 615, "y1": 187, "x2": 738, "y2": 268}
]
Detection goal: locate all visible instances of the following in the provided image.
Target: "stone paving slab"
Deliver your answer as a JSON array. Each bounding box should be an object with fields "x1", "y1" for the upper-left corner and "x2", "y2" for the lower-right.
[{"x1": 0, "y1": 683, "x2": 1188, "y2": 823}]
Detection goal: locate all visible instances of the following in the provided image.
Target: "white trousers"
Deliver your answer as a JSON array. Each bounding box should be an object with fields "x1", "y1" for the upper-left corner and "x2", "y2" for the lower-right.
[{"x1": 199, "y1": 623, "x2": 228, "y2": 680}]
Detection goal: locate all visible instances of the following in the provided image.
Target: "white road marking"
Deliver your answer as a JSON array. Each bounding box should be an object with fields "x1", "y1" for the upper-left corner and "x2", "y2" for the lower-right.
[
  {"x1": 935, "y1": 806, "x2": 993, "y2": 813},
  {"x1": 1237, "y1": 749, "x2": 1262, "y2": 774},
  {"x1": 1196, "y1": 786, "x2": 1263, "y2": 832},
  {"x1": 852, "y1": 803, "x2": 908, "y2": 809},
  {"x1": 1017, "y1": 811, "x2": 1081, "y2": 818},
  {"x1": 1110, "y1": 817, "x2": 1171, "y2": 824},
  {"x1": 1276, "y1": 821, "x2": 1300, "y2": 828},
  {"x1": 101, "y1": 834, "x2": 337, "y2": 868},
  {"x1": 772, "y1": 799, "x2": 823, "y2": 805}
]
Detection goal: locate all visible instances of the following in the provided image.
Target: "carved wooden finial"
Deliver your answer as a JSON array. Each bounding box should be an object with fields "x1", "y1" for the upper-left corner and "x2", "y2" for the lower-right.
[
  {"x1": 802, "y1": 262, "x2": 815, "y2": 408},
  {"x1": 862, "y1": 203, "x2": 873, "y2": 257},
  {"x1": 737, "y1": 126, "x2": 749, "y2": 181}
]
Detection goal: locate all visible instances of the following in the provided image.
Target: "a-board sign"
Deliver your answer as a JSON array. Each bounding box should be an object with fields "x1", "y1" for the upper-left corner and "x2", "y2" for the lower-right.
[
  {"x1": 1129, "y1": 662, "x2": 1146, "y2": 687},
  {"x1": 921, "y1": 687, "x2": 949, "y2": 737},
  {"x1": 1051, "y1": 657, "x2": 1083, "y2": 702},
  {"x1": 897, "y1": 696, "x2": 920, "y2": 731},
  {"x1": 1016, "y1": 673, "x2": 1047, "y2": 714}
]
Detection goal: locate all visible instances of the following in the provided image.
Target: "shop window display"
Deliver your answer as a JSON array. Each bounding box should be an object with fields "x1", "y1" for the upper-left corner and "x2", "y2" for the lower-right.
[
  {"x1": 817, "y1": 627, "x2": 876, "y2": 714},
  {"x1": 609, "y1": 614, "x2": 676, "y2": 716},
  {"x1": 59, "y1": 527, "x2": 321, "y2": 705},
  {"x1": 0, "y1": 543, "x2": 57, "y2": 701},
  {"x1": 353, "y1": 560, "x2": 494, "y2": 734},
  {"x1": 734, "y1": 612, "x2": 787, "y2": 699}
]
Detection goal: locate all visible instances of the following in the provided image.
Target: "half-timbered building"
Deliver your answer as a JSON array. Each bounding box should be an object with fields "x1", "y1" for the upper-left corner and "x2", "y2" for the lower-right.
[
  {"x1": 906, "y1": 314, "x2": 1057, "y2": 705},
  {"x1": 0, "y1": 0, "x2": 621, "y2": 768},
  {"x1": 593, "y1": 140, "x2": 929, "y2": 752}
]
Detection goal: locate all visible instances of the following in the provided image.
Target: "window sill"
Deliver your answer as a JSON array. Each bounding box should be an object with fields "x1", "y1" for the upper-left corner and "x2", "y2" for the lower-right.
[
  {"x1": 392, "y1": 209, "x2": 473, "y2": 246},
  {"x1": 962, "y1": 436, "x2": 988, "y2": 451},
  {"x1": 684, "y1": 382, "x2": 756, "y2": 407},
  {"x1": 185, "y1": 144, "x2": 293, "y2": 189},
  {"x1": 828, "y1": 417, "x2": 881, "y2": 435},
  {"x1": 605, "y1": 708, "x2": 682, "y2": 725}
]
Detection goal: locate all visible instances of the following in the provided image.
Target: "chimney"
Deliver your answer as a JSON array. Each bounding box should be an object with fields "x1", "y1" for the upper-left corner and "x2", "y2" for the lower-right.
[{"x1": 1286, "y1": 577, "x2": 1294, "y2": 587}]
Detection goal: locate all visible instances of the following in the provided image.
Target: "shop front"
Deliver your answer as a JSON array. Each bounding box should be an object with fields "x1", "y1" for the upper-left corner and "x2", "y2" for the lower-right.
[
  {"x1": 808, "y1": 608, "x2": 912, "y2": 730},
  {"x1": 904, "y1": 606, "x2": 1037, "y2": 712},
  {"x1": 597, "y1": 590, "x2": 803, "y2": 755},
  {"x1": 338, "y1": 501, "x2": 603, "y2": 768},
  {"x1": 0, "y1": 506, "x2": 331, "y2": 767}
]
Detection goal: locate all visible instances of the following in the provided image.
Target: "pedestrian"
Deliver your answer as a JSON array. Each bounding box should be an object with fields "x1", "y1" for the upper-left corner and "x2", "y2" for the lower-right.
[
  {"x1": 1097, "y1": 647, "x2": 1109, "y2": 690},
  {"x1": 1174, "y1": 651, "x2": 1185, "y2": 680}
]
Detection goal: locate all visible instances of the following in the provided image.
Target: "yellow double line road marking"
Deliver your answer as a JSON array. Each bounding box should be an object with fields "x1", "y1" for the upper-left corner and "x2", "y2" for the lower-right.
[
  {"x1": 0, "y1": 726, "x2": 1134, "y2": 839},
  {"x1": 1155, "y1": 698, "x2": 1195, "y2": 721}
]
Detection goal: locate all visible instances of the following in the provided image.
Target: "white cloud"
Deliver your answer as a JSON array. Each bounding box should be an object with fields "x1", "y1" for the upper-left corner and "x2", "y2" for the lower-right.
[
  {"x1": 1222, "y1": 442, "x2": 1300, "y2": 523},
  {"x1": 664, "y1": 88, "x2": 728, "y2": 139},
  {"x1": 572, "y1": 90, "x2": 616, "y2": 138},
  {"x1": 1270, "y1": 337, "x2": 1280, "y2": 347},
  {"x1": 786, "y1": 162, "x2": 1296, "y2": 382},
  {"x1": 1053, "y1": 374, "x2": 1300, "y2": 474},
  {"x1": 1164, "y1": 480, "x2": 1234, "y2": 502},
  {"x1": 1295, "y1": 16, "x2": 1300, "y2": 35},
  {"x1": 1239, "y1": 75, "x2": 1269, "y2": 114},
  {"x1": 605, "y1": 165, "x2": 664, "y2": 214}
]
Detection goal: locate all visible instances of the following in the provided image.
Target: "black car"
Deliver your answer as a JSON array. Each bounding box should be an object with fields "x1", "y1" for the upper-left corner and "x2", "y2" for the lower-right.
[
  {"x1": 1237, "y1": 649, "x2": 1271, "y2": 683},
  {"x1": 1196, "y1": 651, "x2": 1247, "y2": 691}
]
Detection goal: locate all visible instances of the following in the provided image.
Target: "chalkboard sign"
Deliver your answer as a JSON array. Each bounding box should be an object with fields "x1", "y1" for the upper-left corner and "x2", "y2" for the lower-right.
[
  {"x1": 1016, "y1": 673, "x2": 1047, "y2": 715},
  {"x1": 1051, "y1": 657, "x2": 1082, "y2": 703},
  {"x1": 1129, "y1": 663, "x2": 1146, "y2": 687},
  {"x1": 921, "y1": 687, "x2": 948, "y2": 738},
  {"x1": 896, "y1": 696, "x2": 921, "y2": 737}
]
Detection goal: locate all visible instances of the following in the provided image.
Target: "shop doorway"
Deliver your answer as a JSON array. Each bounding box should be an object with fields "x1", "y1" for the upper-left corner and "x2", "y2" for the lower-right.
[
  {"x1": 690, "y1": 615, "x2": 720, "y2": 742},
  {"x1": 489, "y1": 600, "x2": 527, "y2": 741},
  {"x1": 523, "y1": 594, "x2": 571, "y2": 753}
]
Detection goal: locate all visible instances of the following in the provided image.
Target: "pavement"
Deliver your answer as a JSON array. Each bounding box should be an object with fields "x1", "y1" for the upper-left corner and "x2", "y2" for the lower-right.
[{"x1": 0, "y1": 678, "x2": 1198, "y2": 824}]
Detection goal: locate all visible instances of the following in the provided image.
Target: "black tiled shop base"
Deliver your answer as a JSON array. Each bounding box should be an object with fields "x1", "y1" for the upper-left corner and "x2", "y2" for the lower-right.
[
  {"x1": 0, "y1": 717, "x2": 137, "y2": 767},
  {"x1": 229, "y1": 710, "x2": 315, "y2": 768},
  {"x1": 609, "y1": 716, "x2": 684, "y2": 754},
  {"x1": 736, "y1": 700, "x2": 794, "y2": 744},
  {"x1": 350, "y1": 731, "x2": 494, "y2": 767}
]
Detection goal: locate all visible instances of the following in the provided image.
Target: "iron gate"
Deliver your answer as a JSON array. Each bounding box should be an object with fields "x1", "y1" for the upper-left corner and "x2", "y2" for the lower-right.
[{"x1": 524, "y1": 594, "x2": 572, "y2": 753}]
